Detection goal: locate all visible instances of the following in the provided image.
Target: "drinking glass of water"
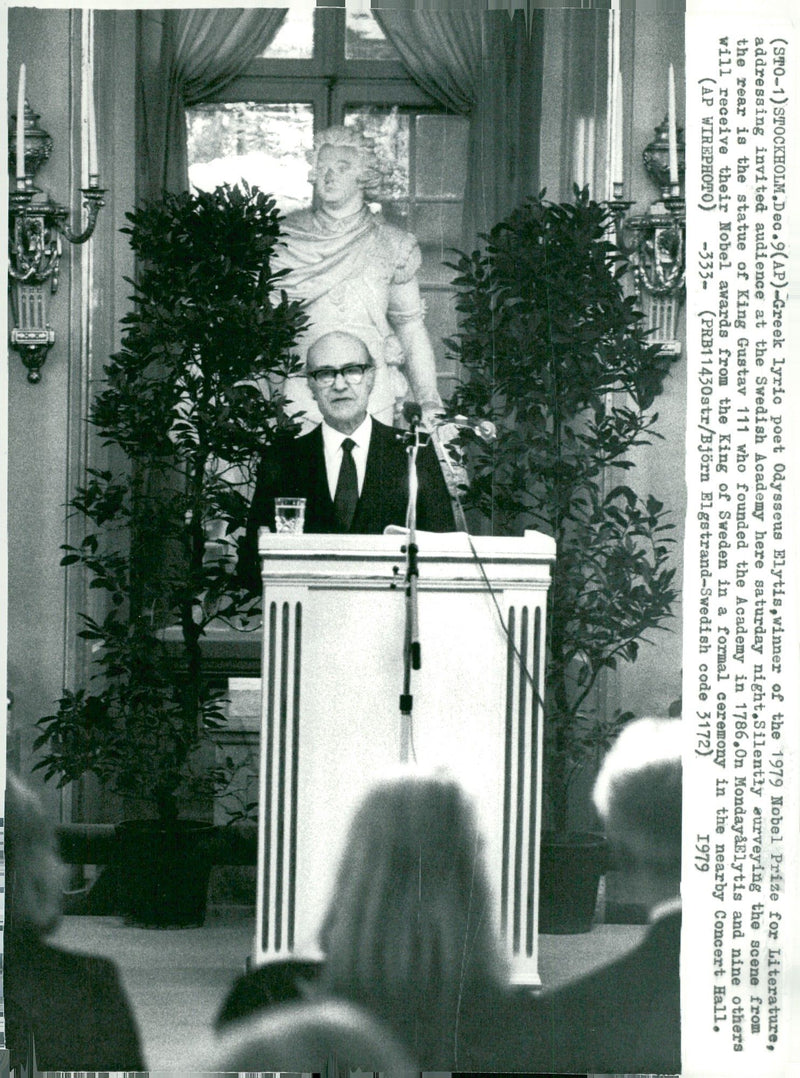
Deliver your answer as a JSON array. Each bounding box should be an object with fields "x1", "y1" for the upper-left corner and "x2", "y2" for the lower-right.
[{"x1": 274, "y1": 497, "x2": 306, "y2": 534}]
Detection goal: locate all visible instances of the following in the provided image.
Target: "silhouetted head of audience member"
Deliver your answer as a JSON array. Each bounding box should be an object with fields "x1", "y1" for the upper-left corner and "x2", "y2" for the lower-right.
[
  {"x1": 317, "y1": 769, "x2": 507, "y2": 1061},
  {"x1": 5, "y1": 772, "x2": 65, "y2": 940},
  {"x1": 592, "y1": 716, "x2": 682, "y2": 909},
  {"x1": 208, "y1": 998, "x2": 417, "y2": 1074},
  {"x1": 4, "y1": 773, "x2": 145, "y2": 1073},
  {"x1": 215, "y1": 957, "x2": 322, "y2": 1031}
]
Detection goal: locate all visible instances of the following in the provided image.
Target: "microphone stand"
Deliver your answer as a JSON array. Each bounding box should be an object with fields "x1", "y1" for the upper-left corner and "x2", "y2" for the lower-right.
[{"x1": 399, "y1": 417, "x2": 423, "y2": 763}]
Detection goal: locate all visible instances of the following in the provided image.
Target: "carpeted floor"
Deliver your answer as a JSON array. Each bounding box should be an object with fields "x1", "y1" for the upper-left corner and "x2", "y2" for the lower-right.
[{"x1": 51, "y1": 912, "x2": 647, "y2": 1073}]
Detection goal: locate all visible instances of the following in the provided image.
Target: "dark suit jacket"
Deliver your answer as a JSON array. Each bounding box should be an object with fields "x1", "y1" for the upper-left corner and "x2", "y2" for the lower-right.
[
  {"x1": 239, "y1": 418, "x2": 456, "y2": 590},
  {"x1": 5, "y1": 932, "x2": 145, "y2": 1072},
  {"x1": 509, "y1": 909, "x2": 681, "y2": 1075}
]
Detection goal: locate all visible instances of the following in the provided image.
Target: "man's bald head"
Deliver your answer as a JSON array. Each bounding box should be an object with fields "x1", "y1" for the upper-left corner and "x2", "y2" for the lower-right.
[{"x1": 307, "y1": 331, "x2": 370, "y2": 369}]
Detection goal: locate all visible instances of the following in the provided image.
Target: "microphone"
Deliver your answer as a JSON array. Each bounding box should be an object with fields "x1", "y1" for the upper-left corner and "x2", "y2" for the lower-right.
[
  {"x1": 402, "y1": 401, "x2": 423, "y2": 430},
  {"x1": 434, "y1": 414, "x2": 497, "y2": 442}
]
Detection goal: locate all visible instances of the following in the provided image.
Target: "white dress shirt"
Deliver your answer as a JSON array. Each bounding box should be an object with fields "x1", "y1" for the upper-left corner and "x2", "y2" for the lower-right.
[{"x1": 321, "y1": 415, "x2": 373, "y2": 501}]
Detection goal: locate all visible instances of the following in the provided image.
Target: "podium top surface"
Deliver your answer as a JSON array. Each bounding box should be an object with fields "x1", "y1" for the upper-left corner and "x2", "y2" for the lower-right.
[
  {"x1": 257, "y1": 529, "x2": 554, "y2": 590},
  {"x1": 258, "y1": 529, "x2": 556, "y2": 563}
]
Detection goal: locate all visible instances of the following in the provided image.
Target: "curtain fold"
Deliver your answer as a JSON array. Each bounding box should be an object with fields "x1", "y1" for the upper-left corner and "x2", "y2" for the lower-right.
[
  {"x1": 373, "y1": 12, "x2": 481, "y2": 113},
  {"x1": 137, "y1": 7, "x2": 287, "y2": 204},
  {"x1": 467, "y1": 11, "x2": 542, "y2": 247},
  {"x1": 375, "y1": 9, "x2": 542, "y2": 250}
]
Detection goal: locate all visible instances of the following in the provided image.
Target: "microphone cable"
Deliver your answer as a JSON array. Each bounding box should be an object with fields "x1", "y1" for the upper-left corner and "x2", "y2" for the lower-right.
[{"x1": 465, "y1": 531, "x2": 547, "y2": 718}]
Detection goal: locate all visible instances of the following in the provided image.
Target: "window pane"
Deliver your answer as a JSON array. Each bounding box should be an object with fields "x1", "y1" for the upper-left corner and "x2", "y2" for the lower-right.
[
  {"x1": 187, "y1": 103, "x2": 314, "y2": 216},
  {"x1": 420, "y1": 282, "x2": 463, "y2": 405},
  {"x1": 412, "y1": 203, "x2": 463, "y2": 252},
  {"x1": 344, "y1": 107, "x2": 410, "y2": 202},
  {"x1": 260, "y1": 7, "x2": 314, "y2": 59},
  {"x1": 343, "y1": 104, "x2": 465, "y2": 388},
  {"x1": 420, "y1": 257, "x2": 462, "y2": 289},
  {"x1": 421, "y1": 287, "x2": 462, "y2": 401},
  {"x1": 345, "y1": 11, "x2": 396, "y2": 61},
  {"x1": 415, "y1": 115, "x2": 469, "y2": 199}
]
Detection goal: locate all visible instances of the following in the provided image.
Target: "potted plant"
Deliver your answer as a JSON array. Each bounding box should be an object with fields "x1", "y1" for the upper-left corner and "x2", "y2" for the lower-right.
[
  {"x1": 446, "y1": 189, "x2": 679, "y2": 932},
  {"x1": 34, "y1": 182, "x2": 307, "y2": 925}
]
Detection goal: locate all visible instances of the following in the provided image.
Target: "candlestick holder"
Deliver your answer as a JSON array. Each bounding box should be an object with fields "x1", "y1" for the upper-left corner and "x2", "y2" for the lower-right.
[
  {"x1": 608, "y1": 192, "x2": 635, "y2": 235},
  {"x1": 8, "y1": 99, "x2": 53, "y2": 177},
  {"x1": 612, "y1": 114, "x2": 686, "y2": 300},
  {"x1": 8, "y1": 101, "x2": 105, "y2": 383},
  {"x1": 616, "y1": 194, "x2": 685, "y2": 297},
  {"x1": 642, "y1": 115, "x2": 685, "y2": 199}
]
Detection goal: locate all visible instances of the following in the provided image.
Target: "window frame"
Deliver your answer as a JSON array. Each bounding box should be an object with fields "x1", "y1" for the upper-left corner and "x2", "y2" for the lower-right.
[
  {"x1": 250, "y1": 7, "x2": 411, "y2": 82},
  {"x1": 215, "y1": 7, "x2": 437, "y2": 130}
]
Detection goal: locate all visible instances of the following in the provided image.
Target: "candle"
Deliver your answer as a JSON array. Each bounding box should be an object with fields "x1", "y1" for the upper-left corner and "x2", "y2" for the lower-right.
[
  {"x1": 585, "y1": 116, "x2": 595, "y2": 190},
  {"x1": 574, "y1": 116, "x2": 585, "y2": 190},
  {"x1": 16, "y1": 63, "x2": 26, "y2": 182},
  {"x1": 80, "y1": 50, "x2": 88, "y2": 188},
  {"x1": 668, "y1": 62, "x2": 678, "y2": 187},
  {"x1": 87, "y1": 68, "x2": 98, "y2": 182},
  {"x1": 613, "y1": 74, "x2": 624, "y2": 188}
]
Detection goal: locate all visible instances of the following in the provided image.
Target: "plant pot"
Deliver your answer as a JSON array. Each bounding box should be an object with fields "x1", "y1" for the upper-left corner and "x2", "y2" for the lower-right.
[
  {"x1": 113, "y1": 819, "x2": 213, "y2": 928},
  {"x1": 538, "y1": 831, "x2": 609, "y2": 934}
]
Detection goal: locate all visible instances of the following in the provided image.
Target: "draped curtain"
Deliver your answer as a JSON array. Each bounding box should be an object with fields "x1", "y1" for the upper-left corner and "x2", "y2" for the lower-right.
[
  {"x1": 375, "y1": 9, "x2": 543, "y2": 249},
  {"x1": 136, "y1": 8, "x2": 287, "y2": 204}
]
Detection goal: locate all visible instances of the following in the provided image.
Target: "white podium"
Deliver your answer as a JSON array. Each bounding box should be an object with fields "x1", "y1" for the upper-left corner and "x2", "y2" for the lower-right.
[{"x1": 253, "y1": 530, "x2": 555, "y2": 984}]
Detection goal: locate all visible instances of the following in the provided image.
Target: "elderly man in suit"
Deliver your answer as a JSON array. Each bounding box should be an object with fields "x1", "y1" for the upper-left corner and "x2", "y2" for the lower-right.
[{"x1": 239, "y1": 330, "x2": 455, "y2": 591}]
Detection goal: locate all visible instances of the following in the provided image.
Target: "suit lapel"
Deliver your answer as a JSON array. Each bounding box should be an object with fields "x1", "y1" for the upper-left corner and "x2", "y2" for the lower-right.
[{"x1": 302, "y1": 426, "x2": 335, "y2": 531}]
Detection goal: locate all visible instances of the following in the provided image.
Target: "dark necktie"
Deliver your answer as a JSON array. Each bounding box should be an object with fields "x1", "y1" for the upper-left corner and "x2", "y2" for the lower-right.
[{"x1": 333, "y1": 437, "x2": 358, "y2": 531}]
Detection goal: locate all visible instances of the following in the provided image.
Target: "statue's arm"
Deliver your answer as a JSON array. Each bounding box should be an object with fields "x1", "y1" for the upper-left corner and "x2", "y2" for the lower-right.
[{"x1": 387, "y1": 277, "x2": 443, "y2": 420}]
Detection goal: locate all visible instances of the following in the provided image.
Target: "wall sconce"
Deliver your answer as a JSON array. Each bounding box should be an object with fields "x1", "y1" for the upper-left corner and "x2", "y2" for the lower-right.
[
  {"x1": 609, "y1": 115, "x2": 686, "y2": 300},
  {"x1": 8, "y1": 95, "x2": 105, "y2": 383}
]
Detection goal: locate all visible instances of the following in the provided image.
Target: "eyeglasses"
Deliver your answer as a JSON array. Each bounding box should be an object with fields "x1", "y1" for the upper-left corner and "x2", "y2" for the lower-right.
[{"x1": 306, "y1": 363, "x2": 373, "y2": 388}]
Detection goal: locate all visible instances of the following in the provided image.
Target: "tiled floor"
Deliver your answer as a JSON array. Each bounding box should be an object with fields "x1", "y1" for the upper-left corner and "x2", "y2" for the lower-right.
[{"x1": 52, "y1": 913, "x2": 647, "y2": 1073}]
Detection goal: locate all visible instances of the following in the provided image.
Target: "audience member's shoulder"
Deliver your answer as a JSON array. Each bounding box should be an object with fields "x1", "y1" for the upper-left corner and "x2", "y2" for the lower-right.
[
  {"x1": 25, "y1": 938, "x2": 124, "y2": 984},
  {"x1": 260, "y1": 424, "x2": 319, "y2": 464},
  {"x1": 652, "y1": 901, "x2": 682, "y2": 929}
]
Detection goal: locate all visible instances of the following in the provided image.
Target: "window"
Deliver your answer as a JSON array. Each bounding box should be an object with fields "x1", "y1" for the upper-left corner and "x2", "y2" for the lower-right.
[
  {"x1": 344, "y1": 9, "x2": 397, "y2": 61},
  {"x1": 261, "y1": 5, "x2": 314, "y2": 59},
  {"x1": 187, "y1": 102, "x2": 315, "y2": 216},
  {"x1": 186, "y1": 8, "x2": 468, "y2": 401}
]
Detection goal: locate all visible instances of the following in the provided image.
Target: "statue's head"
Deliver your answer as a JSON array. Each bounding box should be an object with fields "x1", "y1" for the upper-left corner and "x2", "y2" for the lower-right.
[{"x1": 308, "y1": 125, "x2": 384, "y2": 204}]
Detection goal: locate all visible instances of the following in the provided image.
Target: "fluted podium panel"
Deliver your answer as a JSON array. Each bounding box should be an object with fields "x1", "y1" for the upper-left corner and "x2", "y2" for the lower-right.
[{"x1": 253, "y1": 530, "x2": 555, "y2": 985}]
